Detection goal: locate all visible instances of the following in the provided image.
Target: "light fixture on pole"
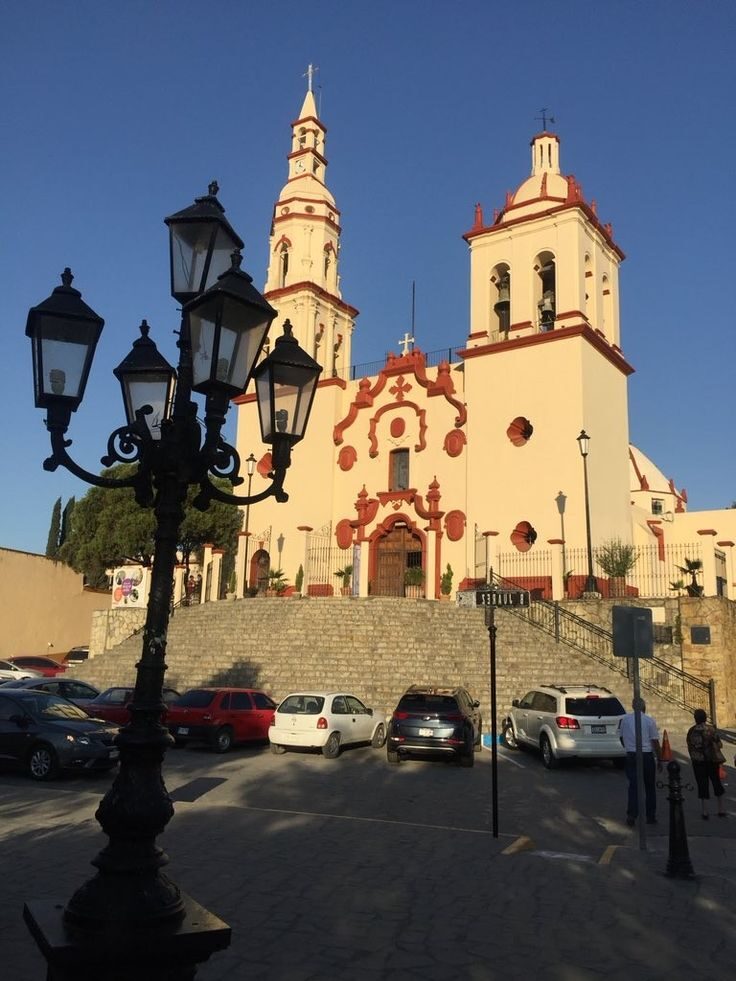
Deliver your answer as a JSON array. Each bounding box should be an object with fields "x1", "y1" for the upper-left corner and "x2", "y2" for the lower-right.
[
  {"x1": 23, "y1": 184, "x2": 322, "y2": 980},
  {"x1": 555, "y1": 490, "x2": 568, "y2": 593},
  {"x1": 243, "y1": 452, "x2": 257, "y2": 593},
  {"x1": 576, "y1": 430, "x2": 598, "y2": 596}
]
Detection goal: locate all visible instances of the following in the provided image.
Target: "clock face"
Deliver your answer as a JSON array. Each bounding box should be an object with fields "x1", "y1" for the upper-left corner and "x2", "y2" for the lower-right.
[{"x1": 295, "y1": 159, "x2": 305, "y2": 173}]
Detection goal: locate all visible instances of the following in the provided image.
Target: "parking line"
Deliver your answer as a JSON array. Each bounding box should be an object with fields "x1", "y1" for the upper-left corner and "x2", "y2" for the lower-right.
[
  {"x1": 238, "y1": 803, "x2": 496, "y2": 835},
  {"x1": 502, "y1": 835, "x2": 534, "y2": 855},
  {"x1": 599, "y1": 845, "x2": 618, "y2": 865}
]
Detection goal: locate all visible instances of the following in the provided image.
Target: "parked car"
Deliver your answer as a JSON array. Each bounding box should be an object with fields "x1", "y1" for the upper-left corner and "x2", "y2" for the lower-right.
[
  {"x1": 0, "y1": 678, "x2": 101, "y2": 708},
  {"x1": 0, "y1": 689, "x2": 119, "y2": 780},
  {"x1": 7, "y1": 655, "x2": 67, "y2": 677},
  {"x1": 502, "y1": 684, "x2": 627, "y2": 769},
  {"x1": 85, "y1": 686, "x2": 181, "y2": 725},
  {"x1": 62, "y1": 646, "x2": 90, "y2": 666},
  {"x1": 167, "y1": 688, "x2": 277, "y2": 753},
  {"x1": 0, "y1": 659, "x2": 42, "y2": 682},
  {"x1": 269, "y1": 692, "x2": 386, "y2": 758},
  {"x1": 386, "y1": 685, "x2": 482, "y2": 767}
]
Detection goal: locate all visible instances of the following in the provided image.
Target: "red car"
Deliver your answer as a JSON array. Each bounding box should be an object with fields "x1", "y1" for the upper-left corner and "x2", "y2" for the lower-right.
[
  {"x1": 167, "y1": 688, "x2": 277, "y2": 753},
  {"x1": 8, "y1": 655, "x2": 67, "y2": 677},
  {"x1": 85, "y1": 686, "x2": 181, "y2": 725}
]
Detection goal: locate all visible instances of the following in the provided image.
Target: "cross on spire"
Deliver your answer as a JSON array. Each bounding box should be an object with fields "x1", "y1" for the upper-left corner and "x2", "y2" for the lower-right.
[
  {"x1": 303, "y1": 63, "x2": 319, "y2": 92},
  {"x1": 535, "y1": 107, "x2": 555, "y2": 131},
  {"x1": 398, "y1": 331, "x2": 415, "y2": 356}
]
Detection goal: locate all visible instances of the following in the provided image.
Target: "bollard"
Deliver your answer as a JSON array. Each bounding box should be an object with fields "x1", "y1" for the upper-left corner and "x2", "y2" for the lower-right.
[{"x1": 665, "y1": 760, "x2": 695, "y2": 879}]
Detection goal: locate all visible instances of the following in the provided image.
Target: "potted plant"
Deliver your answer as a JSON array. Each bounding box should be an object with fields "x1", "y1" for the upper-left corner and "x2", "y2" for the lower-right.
[
  {"x1": 596, "y1": 540, "x2": 638, "y2": 598},
  {"x1": 404, "y1": 565, "x2": 425, "y2": 598},
  {"x1": 266, "y1": 568, "x2": 288, "y2": 596},
  {"x1": 294, "y1": 564, "x2": 304, "y2": 596},
  {"x1": 334, "y1": 564, "x2": 353, "y2": 596},
  {"x1": 677, "y1": 557, "x2": 704, "y2": 597},
  {"x1": 439, "y1": 563, "x2": 453, "y2": 601}
]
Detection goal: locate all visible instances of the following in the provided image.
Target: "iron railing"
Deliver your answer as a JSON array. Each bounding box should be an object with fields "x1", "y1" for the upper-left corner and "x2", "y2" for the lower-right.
[
  {"x1": 350, "y1": 345, "x2": 464, "y2": 380},
  {"x1": 488, "y1": 570, "x2": 715, "y2": 719}
]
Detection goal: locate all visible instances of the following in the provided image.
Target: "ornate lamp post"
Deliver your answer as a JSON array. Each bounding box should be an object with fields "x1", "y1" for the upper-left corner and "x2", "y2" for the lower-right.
[
  {"x1": 243, "y1": 451, "x2": 257, "y2": 592},
  {"x1": 555, "y1": 490, "x2": 567, "y2": 592},
  {"x1": 23, "y1": 184, "x2": 321, "y2": 980},
  {"x1": 576, "y1": 430, "x2": 598, "y2": 596}
]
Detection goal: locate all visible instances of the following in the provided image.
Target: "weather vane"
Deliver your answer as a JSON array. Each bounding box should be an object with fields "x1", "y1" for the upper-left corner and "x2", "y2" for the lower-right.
[{"x1": 536, "y1": 108, "x2": 556, "y2": 131}]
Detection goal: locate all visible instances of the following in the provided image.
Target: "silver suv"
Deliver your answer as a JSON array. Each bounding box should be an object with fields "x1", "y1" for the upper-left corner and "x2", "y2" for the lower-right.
[{"x1": 502, "y1": 684, "x2": 626, "y2": 769}]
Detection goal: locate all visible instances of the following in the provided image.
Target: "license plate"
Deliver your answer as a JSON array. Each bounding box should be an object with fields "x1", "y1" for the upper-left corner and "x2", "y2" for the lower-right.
[
  {"x1": 418, "y1": 727, "x2": 433, "y2": 737},
  {"x1": 109, "y1": 749, "x2": 119, "y2": 759},
  {"x1": 177, "y1": 727, "x2": 189, "y2": 735},
  {"x1": 591, "y1": 725, "x2": 606, "y2": 734}
]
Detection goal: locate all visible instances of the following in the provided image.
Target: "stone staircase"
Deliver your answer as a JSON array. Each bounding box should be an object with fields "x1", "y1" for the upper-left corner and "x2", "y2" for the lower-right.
[{"x1": 72, "y1": 597, "x2": 695, "y2": 734}]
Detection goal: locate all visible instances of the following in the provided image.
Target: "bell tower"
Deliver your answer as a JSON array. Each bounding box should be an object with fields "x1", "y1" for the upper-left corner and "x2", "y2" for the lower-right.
[{"x1": 264, "y1": 67, "x2": 358, "y2": 378}]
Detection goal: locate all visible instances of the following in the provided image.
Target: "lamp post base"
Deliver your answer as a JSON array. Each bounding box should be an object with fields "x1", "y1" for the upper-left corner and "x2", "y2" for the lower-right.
[{"x1": 24, "y1": 893, "x2": 230, "y2": 981}]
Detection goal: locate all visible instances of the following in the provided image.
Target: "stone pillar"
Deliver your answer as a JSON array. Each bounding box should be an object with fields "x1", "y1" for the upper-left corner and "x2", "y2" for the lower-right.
[
  {"x1": 717, "y1": 540, "x2": 734, "y2": 600},
  {"x1": 426, "y1": 529, "x2": 438, "y2": 599},
  {"x1": 548, "y1": 538, "x2": 565, "y2": 601},
  {"x1": 211, "y1": 548, "x2": 224, "y2": 601},
  {"x1": 173, "y1": 564, "x2": 186, "y2": 607},
  {"x1": 697, "y1": 530, "x2": 717, "y2": 596},
  {"x1": 201, "y1": 544, "x2": 213, "y2": 603},
  {"x1": 298, "y1": 525, "x2": 313, "y2": 596},
  {"x1": 483, "y1": 531, "x2": 499, "y2": 580},
  {"x1": 357, "y1": 540, "x2": 370, "y2": 598}
]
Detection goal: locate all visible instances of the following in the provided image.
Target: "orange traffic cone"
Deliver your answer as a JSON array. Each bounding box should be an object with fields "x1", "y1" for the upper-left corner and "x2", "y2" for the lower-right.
[{"x1": 661, "y1": 729, "x2": 673, "y2": 762}]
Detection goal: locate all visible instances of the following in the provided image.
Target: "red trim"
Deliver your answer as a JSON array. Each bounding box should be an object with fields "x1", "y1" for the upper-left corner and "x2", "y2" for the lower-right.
[
  {"x1": 555, "y1": 309, "x2": 587, "y2": 321},
  {"x1": 458, "y1": 324, "x2": 635, "y2": 376},
  {"x1": 547, "y1": 538, "x2": 564, "y2": 545},
  {"x1": 509, "y1": 320, "x2": 533, "y2": 332},
  {"x1": 697, "y1": 529, "x2": 717, "y2": 536},
  {"x1": 287, "y1": 148, "x2": 328, "y2": 166},
  {"x1": 297, "y1": 526, "x2": 313, "y2": 532},
  {"x1": 290, "y1": 114, "x2": 326, "y2": 131},
  {"x1": 717, "y1": 541, "x2": 734, "y2": 547},
  {"x1": 272, "y1": 211, "x2": 341, "y2": 233},
  {"x1": 482, "y1": 530, "x2": 499, "y2": 537},
  {"x1": 585, "y1": 271, "x2": 593, "y2": 278},
  {"x1": 272, "y1": 193, "x2": 341, "y2": 217},
  {"x1": 468, "y1": 331, "x2": 486, "y2": 339},
  {"x1": 265, "y1": 281, "x2": 359, "y2": 318}
]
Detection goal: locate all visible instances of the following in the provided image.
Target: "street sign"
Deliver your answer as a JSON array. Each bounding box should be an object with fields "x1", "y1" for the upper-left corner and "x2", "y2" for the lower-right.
[
  {"x1": 475, "y1": 589, "x2": 530, "y2": 608},
  {"x1": 612, "y1": 605, "x2": 653, "y2": 659}
]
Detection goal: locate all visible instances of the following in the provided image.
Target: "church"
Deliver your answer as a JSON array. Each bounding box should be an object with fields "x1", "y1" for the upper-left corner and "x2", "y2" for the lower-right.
[{"x1": 232, "y1": 80, "x2": 736, "y2": 602}]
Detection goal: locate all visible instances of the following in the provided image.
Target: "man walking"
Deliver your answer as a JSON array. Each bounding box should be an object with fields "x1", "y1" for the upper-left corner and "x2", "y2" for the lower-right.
[{"x1": 619, "y1": 697, "x2": 662, "y2": 826}]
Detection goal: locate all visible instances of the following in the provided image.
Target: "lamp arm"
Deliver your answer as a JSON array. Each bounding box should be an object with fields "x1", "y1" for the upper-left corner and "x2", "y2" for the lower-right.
[
  {"x1": 42, "y1": 426, "x2": 142, "y2": 491},
  {"x1": 192, "y1": 477, "x2": 285, "y2": 512}
]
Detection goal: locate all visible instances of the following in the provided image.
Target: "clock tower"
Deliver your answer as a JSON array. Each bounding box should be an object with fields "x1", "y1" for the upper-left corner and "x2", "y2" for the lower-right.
[{"x1": 263, "y1": 70, "x2": 358, "y2": 378}]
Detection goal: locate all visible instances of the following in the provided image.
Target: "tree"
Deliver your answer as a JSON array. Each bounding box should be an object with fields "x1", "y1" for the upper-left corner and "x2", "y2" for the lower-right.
[
  {"x1": 45, "y1": 497, "x2": 62, "y2": 558},
  {"x1": 59, "y1": 496, "x2": 75, "y2": 548},
  {"x1": 59, "y1": 464, "x2": 243, "y2": 588}
]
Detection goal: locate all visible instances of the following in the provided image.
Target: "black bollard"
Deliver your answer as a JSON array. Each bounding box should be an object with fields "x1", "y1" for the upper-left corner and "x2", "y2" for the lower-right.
[{"x1": 665, "y1": 760, "x2": 695, "y2": 879}]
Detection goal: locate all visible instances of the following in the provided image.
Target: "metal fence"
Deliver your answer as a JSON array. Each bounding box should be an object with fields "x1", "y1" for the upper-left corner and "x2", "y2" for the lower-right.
[
  {"x1": 349, "y1": 345, "x2": 464, "y2": 381},
  {"x1": 496, "y1": 550, "x2": 553, "y2": 596},
  {"x1": 304, "y1": 523, "x2": 353, "y2": 596}
]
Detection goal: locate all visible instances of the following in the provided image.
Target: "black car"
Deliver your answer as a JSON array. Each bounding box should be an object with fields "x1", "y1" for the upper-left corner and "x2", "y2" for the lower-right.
[
  {"x1": 386, "y1": 685, "x2": 482, "y2": 767},
  {"x1": 0, "y1": 689, "x2": 119, "y2": 780}
]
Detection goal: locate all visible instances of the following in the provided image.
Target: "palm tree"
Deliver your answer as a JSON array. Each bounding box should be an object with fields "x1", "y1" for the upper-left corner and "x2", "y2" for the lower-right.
[{"x1": 676, "y1": 558, "x2": 703, "y2": 597}]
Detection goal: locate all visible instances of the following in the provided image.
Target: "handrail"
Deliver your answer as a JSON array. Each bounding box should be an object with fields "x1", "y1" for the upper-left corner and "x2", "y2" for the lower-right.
[{"x1": 485, "y1": 573, "x2": 714, "y2": 716}]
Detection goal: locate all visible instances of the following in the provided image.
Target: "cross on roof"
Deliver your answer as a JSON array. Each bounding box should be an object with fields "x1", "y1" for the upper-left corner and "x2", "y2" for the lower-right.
[
  {"x1": 398, "y1": 331, "x2": 415, "y2": 356},
  {"x1": 535, "y1": 108, "x2": 555, "y2": 131},
  {"x1": 304, "y1": 63, "x2": 319, "y2": 92}
]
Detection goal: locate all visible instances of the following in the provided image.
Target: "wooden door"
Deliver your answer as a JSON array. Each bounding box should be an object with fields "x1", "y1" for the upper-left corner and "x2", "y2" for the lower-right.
[{"x1": 373, "y1": 526, "x2": 422, "y2": 596}]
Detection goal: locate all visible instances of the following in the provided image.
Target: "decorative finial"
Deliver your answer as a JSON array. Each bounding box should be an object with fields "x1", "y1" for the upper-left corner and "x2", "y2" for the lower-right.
[
  {"x1": 208, "y1": 180, "x2": 219, "y2": 196},
  {"x1": 61, "y1": 267, "x2": 73, "y2": 287},
  {"x1": 139, "y1": 319, "x2": 150, "y2": 338},
  {"x1": 535, "y1": 108, "x2": 555, "y2": 131},
  {"x1": 231, "y1": 249, "x2": 243, "y2": 271},
  {"x1": 283, "y1": 319, "x2": 293, "y2": 338}
]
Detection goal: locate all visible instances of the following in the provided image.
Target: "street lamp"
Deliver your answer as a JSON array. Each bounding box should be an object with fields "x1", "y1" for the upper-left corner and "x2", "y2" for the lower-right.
[
  {"x1": 576, "y1": 430, "x2": 598, "y2": 595},
  {"x1": 243, "y1": 452, "x2": 257, "y2": 593},
  {"x1": 555, "y1": 490, "x2": 568, "y2": 593},
  {"x1": 23, "y1": 185, "x2": 322, "y2": 980}
]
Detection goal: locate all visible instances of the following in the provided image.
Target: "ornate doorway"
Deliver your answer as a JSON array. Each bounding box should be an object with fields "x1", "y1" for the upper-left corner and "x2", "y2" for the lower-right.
[{"x1": 372, "y1": 524, "x2": 423, "y2": 597}]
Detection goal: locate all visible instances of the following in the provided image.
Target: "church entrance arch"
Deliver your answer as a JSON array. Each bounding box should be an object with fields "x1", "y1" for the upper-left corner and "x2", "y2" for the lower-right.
[{"x1": 371, "y1": 522, "x2": 424, "y2": 597}]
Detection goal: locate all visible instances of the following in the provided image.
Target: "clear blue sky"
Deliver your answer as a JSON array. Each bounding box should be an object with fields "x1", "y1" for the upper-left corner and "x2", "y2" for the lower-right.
[{"x1": 1, "y1": 0, "x2": 734, "y2": 554}]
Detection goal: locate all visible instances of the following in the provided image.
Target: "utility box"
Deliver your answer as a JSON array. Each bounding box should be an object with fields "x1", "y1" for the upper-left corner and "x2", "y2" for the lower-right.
[{"x1": 612, "y1": 605, "x2": 654, "y2": 659}]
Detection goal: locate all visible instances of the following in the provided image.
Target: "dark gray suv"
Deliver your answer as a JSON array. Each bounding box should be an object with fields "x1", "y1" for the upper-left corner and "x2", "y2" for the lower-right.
[{"x1": 386, "y1": 685, "x2": 482, "y2": 767}]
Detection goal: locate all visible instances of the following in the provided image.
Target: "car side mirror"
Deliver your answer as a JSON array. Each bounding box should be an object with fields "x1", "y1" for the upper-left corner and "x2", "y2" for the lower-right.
[
  {"x1": 473, "y1": 700, "x2": 480, "y2": 708},
  {"x1": 366, "y1": 707, "x2": 373, "y2": 716},
  {"x1": 512, "y1": 699, "x2": 520, "y2": 708}
]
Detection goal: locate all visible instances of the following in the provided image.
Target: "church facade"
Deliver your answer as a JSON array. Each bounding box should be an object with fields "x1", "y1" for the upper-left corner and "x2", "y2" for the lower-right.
[{"x1": 233, "y1": 83, "x2": 735, "y2": 602}]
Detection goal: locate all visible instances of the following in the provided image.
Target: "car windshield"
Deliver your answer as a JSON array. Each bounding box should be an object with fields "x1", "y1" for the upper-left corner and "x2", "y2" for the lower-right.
[
  {"x1": 174, "y1": 690, "x2": 216, "y2": 708},
  {"x1": 278, "y1": 695, "x2": 325, "y2": 714},
  {"x1": 22, "y1": 693, "x2": 90, "y2": 721},
  {"x1": 397, "y1": 693, "x2": 459, "y2": 713},
  {"x1": 565, "y1": 697, "x2": 625, "y2": 717}
]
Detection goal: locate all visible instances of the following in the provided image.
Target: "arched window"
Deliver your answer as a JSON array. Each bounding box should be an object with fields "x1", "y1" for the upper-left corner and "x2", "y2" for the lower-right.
[
  {"x1": 491, "y1": 264, "x2": 511, "y2": 335},
  {"x1": 602, "y1": 274, "x2": 613, "y2": 336},
  {"x1": 324, "y1": 248, "x2": 331, "y2": 279},
  {"x1": 298, "y1": 127, "x2": 306, "y2": 149},
  {"x1": 279, "y1": 243, "x2": 289, "y2": 288},
  {"x1": 389, "y1": 449, "x2": 410, "y2": 491},
  {"x1": 534, "y1": 251, "x2": 556, "y2": 331}
]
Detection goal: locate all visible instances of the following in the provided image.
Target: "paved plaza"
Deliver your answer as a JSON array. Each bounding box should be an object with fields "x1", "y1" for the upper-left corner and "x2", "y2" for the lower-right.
[{"x1": 2, "y1": 739, "x2": 734, "y2": 981}]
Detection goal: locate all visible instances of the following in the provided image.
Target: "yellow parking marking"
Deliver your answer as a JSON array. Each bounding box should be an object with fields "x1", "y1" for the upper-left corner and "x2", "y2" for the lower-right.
[
  {"x1": 502, "y1": 835, "x2": 534, "y2": 855},
  {"x1": 599, "y1": 845, "x2": 618, "y2": 865}
]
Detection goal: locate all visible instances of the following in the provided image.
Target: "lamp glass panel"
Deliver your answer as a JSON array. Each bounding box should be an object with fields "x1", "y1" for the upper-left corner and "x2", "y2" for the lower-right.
[
  {"x1": 124, "y1": 374, "x2": 172, "y2": 439},
  {"x1": 578, "y1": 434, "x2": 590, "y2": 456},
  {"x1": 37, "y1": 314, "x2": 97, "y2": 400},
  {"x1": 189, "y1": 311, "x2": 217, "y2": 388},
  {"x1": 271, "y1": 364, "x2": 317, "y2": 438},
  {"x1": 206, "y1": 226, "x2": 241, "y2": 292},
  {"x1": 255, "y1": 371, "x2": 273, "y2": 439},
  {"x1": 214, "y1": 296, "x2": 270, "y2": 392},
  {"x1": 170, "y1": 221, "x2": 212, "y2": 297}
]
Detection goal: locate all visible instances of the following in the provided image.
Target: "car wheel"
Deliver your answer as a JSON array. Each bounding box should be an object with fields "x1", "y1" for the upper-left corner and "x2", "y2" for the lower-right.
[
  {"x1": 459, "y1": 749, "x2": 475, "y2": 768},
  {"x1": 502, "y1": 724, "x2": 519, "y2": 750},
  {"x1": 270, "y1": 742, "x2": 286, "y2": 755},
  {"x1": 28, "y1": 743, "x2": 59, "y2": 781},
  {"x1": 371, "y1": 724, "x2": 386, "y2": 748},
  {"x1": 612, "y1": 757, "x2": 626, "y2": 769},
  {"x1": 540, "y1": 734, "x2": 558, "y2": 769},
  {"x1": 387, "y1": 747, "x2": 401, "y2": 765},
  {"x1": 212, "y1": 726, "x2": 233, "y2": 754},
  {"x1": 322, "y1": 732, "x2": 341, "y2": 759}
]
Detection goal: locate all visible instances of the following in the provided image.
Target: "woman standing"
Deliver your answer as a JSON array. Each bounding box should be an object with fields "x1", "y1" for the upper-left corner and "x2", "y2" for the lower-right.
[{"x1": 686, "y1": 708, "x2": 727, "y2": 819}]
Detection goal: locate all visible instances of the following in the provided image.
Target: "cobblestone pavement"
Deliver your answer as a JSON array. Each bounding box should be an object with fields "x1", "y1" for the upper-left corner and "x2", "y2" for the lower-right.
[{"x1": 2, "y1": 742, "x2": 734, "y2": 981}]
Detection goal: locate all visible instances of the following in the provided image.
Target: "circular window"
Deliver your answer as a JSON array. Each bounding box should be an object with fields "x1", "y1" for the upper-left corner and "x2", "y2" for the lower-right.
[
  {"x1": 280, "y1": 207, "x2": 290, "y2": 215},
  {"x1": 507, "y1": 416, "x2": 533, "y2": 447},
  {"x1": 511, "y1": 521, "x2": 537, "y2": 552},
  {"x1": 306, "y1": 205, "x2": 315, "y2": 214}
]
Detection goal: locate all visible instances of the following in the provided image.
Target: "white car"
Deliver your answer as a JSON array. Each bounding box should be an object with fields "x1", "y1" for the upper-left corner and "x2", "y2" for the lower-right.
[
  {"x1": 269, "y1": 691, "x2": 386, "y2": 758},
  {"x1": 0, "y1": 659, "x2": 42, "y2": 682}
]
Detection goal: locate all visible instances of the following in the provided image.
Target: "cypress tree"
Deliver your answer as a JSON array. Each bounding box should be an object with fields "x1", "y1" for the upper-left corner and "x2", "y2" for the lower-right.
[
  {"x1": 60, "y1": 496, "x2": 76, "y2": 547},
  {"x1": 45, "y1": 497, "x2": 62, "y2": 557}
]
